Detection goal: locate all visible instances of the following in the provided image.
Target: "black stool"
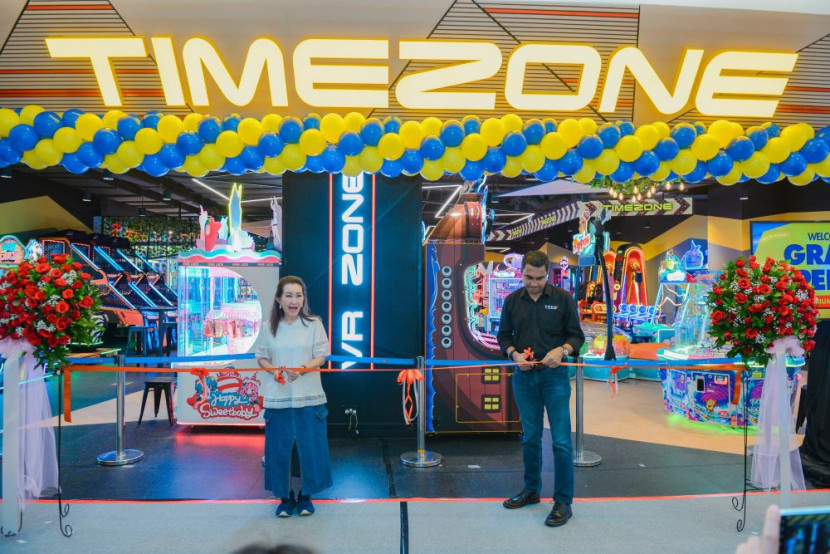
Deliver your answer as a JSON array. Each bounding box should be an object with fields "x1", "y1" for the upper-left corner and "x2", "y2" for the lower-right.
[
  {"x1": 138, "y1": 375, "x2": 176, "y2": 426},
  {"x1": 795, "y1": 384, "x2": 808, "y2": 432},
  {"x1": 127, "y1": 325, "x2": 159, "y2": 357}
]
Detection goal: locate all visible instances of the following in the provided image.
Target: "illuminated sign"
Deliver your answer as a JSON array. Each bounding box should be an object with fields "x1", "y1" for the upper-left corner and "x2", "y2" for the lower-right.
[
  {"x1": 572, "y1": 232, "x2": 595, "y2": 257},
  {"x1": 45, "y1": 37, "x2": 797, "y2": 117},
  {"x1": 0, "y1": 236, "x2": 25, "y2": 265},
  {"x1": 603, "y1": 202, "x2": 673, "y2": 213},
  {"x1": 330, "y1": 173, "x2": 375, "y2": 369}
]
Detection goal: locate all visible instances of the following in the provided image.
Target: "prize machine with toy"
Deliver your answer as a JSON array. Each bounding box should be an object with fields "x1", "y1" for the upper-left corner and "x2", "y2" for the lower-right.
[
  {"x1": 174, "y1": 185, "x2": 282, "y2": 425},
  {"x1": 610, "y1": 244, "x2": 651, "y2": 331}
]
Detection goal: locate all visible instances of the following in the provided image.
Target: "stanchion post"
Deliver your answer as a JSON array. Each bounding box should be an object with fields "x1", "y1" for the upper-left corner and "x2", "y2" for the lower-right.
[
  {"x1": 1, "y1": 351, "x2": 22, "y2": 536},
  {"x1": 401, "y1": 356, "x2": 442, "y2": 468},
  {"x1": 97, "y1": 355, "x2": 144, "y2": 466},
  {"x1": 573, "y1": 361, "x2": 601, "y2": 467}
]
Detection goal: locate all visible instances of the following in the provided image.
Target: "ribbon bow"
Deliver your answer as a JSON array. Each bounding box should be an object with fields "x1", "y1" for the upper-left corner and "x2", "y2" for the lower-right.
[
  {"x1": 189, "y1": 368, "x2": 209, "y2": 379},
  {"x1": 273, "y1": 369, "x2": 286, "y2": 385},
  {"x1": 397, "y1": 369, "x2": 423, "y2": 424},
  {"x1": 765, "y1": 335, "x2": 804, "y2": 358},
  {"x1": 608, "y1": 366, "x2": 622, "y2": 396}
]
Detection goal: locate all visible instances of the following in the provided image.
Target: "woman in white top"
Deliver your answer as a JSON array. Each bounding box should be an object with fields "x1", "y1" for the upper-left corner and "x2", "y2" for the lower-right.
[{"x1": 256, "y1": 276, "x2": 332, "y2": 517}]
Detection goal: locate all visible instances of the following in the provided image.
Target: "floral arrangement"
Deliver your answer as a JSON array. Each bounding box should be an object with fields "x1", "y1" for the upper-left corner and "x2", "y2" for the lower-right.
[
  {"x1": 0, "y1": 253, "x2": 102, "y2": 369},
  {"x1": 709, "y1": 255, "x2": 818, "y2": 366}
]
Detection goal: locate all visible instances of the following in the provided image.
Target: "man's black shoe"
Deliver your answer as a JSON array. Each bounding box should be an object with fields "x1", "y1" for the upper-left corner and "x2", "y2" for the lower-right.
[
  {"x1": 503, "y1": 489, "x2": 540, "y2": 509},
  {"x1": 545, "y1": 502, "x2": 573, "y2": 527}
]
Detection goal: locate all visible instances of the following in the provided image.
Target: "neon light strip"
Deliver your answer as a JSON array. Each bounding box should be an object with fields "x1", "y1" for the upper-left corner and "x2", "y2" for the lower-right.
[
  {"x1": 434, "y1": 184, "x2": 462, "y2": 220},
  {"x1": 191, "y1": 178, "x2": 230, "y2": 202}
]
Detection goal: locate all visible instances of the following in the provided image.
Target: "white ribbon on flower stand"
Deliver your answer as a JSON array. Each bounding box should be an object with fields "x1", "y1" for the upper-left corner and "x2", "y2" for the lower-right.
[{"x1": 750, "y1": 335, "x2": 806, "y2": 508}]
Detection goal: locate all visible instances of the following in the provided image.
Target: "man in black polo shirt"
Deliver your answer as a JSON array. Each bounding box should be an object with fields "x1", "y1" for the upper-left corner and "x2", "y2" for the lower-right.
[{"x1": 497, "y1": 250, "x2": 585, "y2": 527}]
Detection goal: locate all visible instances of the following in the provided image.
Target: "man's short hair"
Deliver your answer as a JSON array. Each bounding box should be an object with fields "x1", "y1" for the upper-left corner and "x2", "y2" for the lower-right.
[{"x1": 521, "y1": 250, "x2": 549, "y2": 270}]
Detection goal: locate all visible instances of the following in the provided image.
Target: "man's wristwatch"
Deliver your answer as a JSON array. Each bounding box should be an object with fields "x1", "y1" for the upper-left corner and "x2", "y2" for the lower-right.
[{"x1": 561, "y1": 344, "x2": 572, "y2": 356}]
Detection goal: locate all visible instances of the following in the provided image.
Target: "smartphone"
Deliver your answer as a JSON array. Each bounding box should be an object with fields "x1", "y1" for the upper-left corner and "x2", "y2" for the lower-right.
[{"x1": 779, "y1": 506, "x2": 830, "y2": 554}]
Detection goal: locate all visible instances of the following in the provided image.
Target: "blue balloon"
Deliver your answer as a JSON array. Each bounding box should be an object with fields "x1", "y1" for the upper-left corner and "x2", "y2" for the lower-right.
[
  {"x1": 61, "y1": 152, "x2": 88, "y2": 174},
  {"x1": 654, "y1": 138, "x2": 680, "y2": 161},
  {"x1": 780, "y1": 152, "x2": 808, "y2": 176},
  {"x1": 279, "y1": 118, "x2": 303, "y2": 144},
  {"x1": 670, "y1": 123, "x2": 697, "y2": 149},
  {"x1": 459, "y1": 159, "x2": 484, "y2": 181},
  {"x1": 610, "y1": 160, "x2": 635, "y2": 183},
  {"x1": 726, "y1": 136, "x2": 755, "y2": 162},
  {"x1": 543, "y1": 119, "x2": 557, "y2": 133},
  {"x1": 817, "y1": 125, "x2": 830, "y2": 146},
  {"x1": 61, "y1": 109, "x2": 83, "y2": 129},
  {"x1": 684, "y1": 160, "x2": 708, "y2": 183},
  {"x1": 224, "y1": 155, "x2": 247, "y2": 175},
  {"x1": 303, "y1": 115, "x2": 320, "y2": 130},
  {"x1": 142, "y1": 113, "x2": 161, "y2": 129},
  {"x1": 577, "y1": 135, "x2": 603, "y2": 160},
  {"x1": 222, "y1": 116, "x2": 240, "y2": 132},
  {"x1": 693, "y1": 122, "x2": 707, "y2": 136},
  {"x1": 598, "y1": 124, "x2": 621, "y2": 148},
  {"x1": 305, "y1": 154, "x2": 324, "y2": 173},
  {"x1": 534, "y1": 158, "x2": 559, "y2": 181},
  {"x1": 666, "y1": 171, "x2": 679, "y2": 181},
  {"x1": 738, "y1": 175, "x2": 750, "y2": 183},
  {"x1": 92, "y1": 128, "x2": 121, "y2": 156},
  {"x1": 522, "y1": 120, "x2": 545, "y2": 145},
  {"x1": 756, "y1": 163, "x2": 781, "y2": 185},
  {"x1": 33, "y1": 111, "x2": 61, "y2": 138},
  {"x1": 76, "y1": 142, "x2": 104, "y2": 167},
  {"x1": 321, "y1": 146, "x2": 345, "y2": 173},
  {"x1": 9, "y1": 124, "x2": 39, "y2": 151},
  {"x1": 383, "y1": 117, "x2": 402, "y2": 134},
  {"x1": 801, "y1": 137, "x2": 830, "y2": 164},
  {"x1": 240, "y1": 145, "x2": 264, "y2": 170},
  {"x1": 176, "y1": 131, "x2": 204, "y2": 156},
  {"x1": 400, "y1": 149, "x2": 424, "y2": 174},
  {"x1": 502, "y1": 132, "x2": 527, "y2": 157},
  {"x1": 483, "y1": 148, "x2": 506, "y2": 174},
  {"x1": 117, "y1": 115, "x2": 142, "y2": 140},
  {"x1": 706, "y1": 151, "x2": 734, "y2": 178},
  {"x1": 140, "y1": 154, "x2": 168, "y2": 177},
  {"x1": 558, "y1": 149, "x2": 583, "y2": 176},
  {"x1": 198, "y1": 118, "x2": 222, "y2": 143},
  {"x1": 617, "y1": 121, "x2": 635, "y2": 136},
  {"x1": 337, "y1": 132, "x2": 364, "y2": 157},
  {"x1": 420, "y1": 136, "x2": 445, "y2": 161},
  {"x1": 380, "y1": 157, "x2": 402, "y2": 178},
  {"x1": 633, "y1": 150, "x2": 660, "y2": 176},
  {"x1": 158, "y1": 143, "x2": 186, "y2": 169},
  {"x1": 360, "y1": 121, "x2": 384, "y2": 147},
  {"x1": 765, "y1": 123, "x2": 780, "y2": 138},
  {"x1": 257, "y1": 133, "x2": 284, "y2": 157},
  {"x1": 0, "y1": 139, "x2": 22, "y2": 164},
  {"x1": 440, "y1": 122, "x2": 464, "y2": 148},
  {"x1": 748, "y1": 128, "x2": 769, "y2": 151},
  {"x1": 463, "y1": 118, "x2": 480, "y2": 135}
]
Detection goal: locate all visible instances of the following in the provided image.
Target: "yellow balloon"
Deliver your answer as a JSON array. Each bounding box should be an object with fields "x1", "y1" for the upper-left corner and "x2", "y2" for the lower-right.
[
  {"x1": 717, "y1": 163, "x2": 742, "y2": 185},
  {"x1": 501, "y1": 113, "x2": 523, "y2": 133},
  {"x1": 501, "y1": 156, "x2": 523, "y2": 178},
  {"x1": 76, "y1": 113, "x2": 104, "y2": 141},
  {"x1": 634, "y1": 124, "x2": 659, "y2": 150},
  {"x1": 741, "y1": 151, "x2": 771, "y2": 179},
  {"x1": 461, "y1": 134, "x2": 487, "y2": 162},
  {"x1": 442, "y1": 147, "x2": 465, "y2": 173},
  {"x1": 652, "y1": 121, "x2": 671, "y2": 139},
  {"x1": 263, "y1": 156, "x2": 286, "y2": 175},
  {"x1": 320, "y1": 113, "x2": 346, "y2": 144},
  {"x1": 578, "y1": 117, "x2": 597, "y2": 137},
  {"x1": 690, "y1": 134, "x2": 720, "y2": 161},
  {"x1": 670, "y1": 149, "x2": 697, "y2": 175},
  {"x1": 420, "y1": 159, "x2": 444, "y2": 181},
  {"x1": 116, "y1": 141, "x2": 143, "y2": 168},
  {"x1": 521, "y1": 145, "x2": 545, "y2": 173},
  {"x1": 261, "y1": 114, "x2": 283, "y2": 133},
  {"x1": 796, "y1": 122, "x2": 815, "y2": 140},
  {"x1": 299, "y1": 129, "x2": 326, "y2": 157},
  {"x1": 53, "y1": 127, "x2": 82, "y2": 154},
  {"x1": 216, "y1": 131, "x2": 244, "y2": 158},
  {"x1": 238, "y1": 118, "x2": 263, "y2": 146},
  {"x1": 104, "y1": 153, "x2": 129, "y2": 174},
  {"x1": 183, "y1": 113, "x2": 203, "y2": 132},
  {"x1": 616, "y1": 135, "x2": 644, "y2": 163},
  {"x1": 781, "y1": 125, "x2": 808, "y2": 151},
  {"x1": 22, "y1": 149, "x2": 47, "y2": 169},
  {"x1": 157, "y1": 115, "x2": 183, "y2": 143},
  {"x1": 359, "y1": 146, "x2": 383, "y2": 173},
  {"x1": 183, "y1": 155, "x2": 208, "y2": 177},
  {"x1": 342, "y1": 155, "x2": 362, "y2": 177},
  {"x1": 280, "y1": 144, "x2": 306, "y2": 171},
  {"x1": 102, "y1": 110, "x2": 126, "y2": 130},
  {"x1": 34, "y1": 139, "x2": 62, "y2": 166},
  {"x1": 343, "y1": 112, "x2": 366, "y2": 133},
  {"x1": 789, "y1": 167, "x2": 816, "y2": 186},
  {"x1": 378, "y1": 133, "x2": 405, "y2": 160},
  {"x1": 19, "y1": 105, "x2": 44, "y2": 126},
  {"x1": 708, "y1": 119, "x2": 735, "y2": 148},
  {"x1": 812, "y1": 157, "x2": 830, "y2": 177},
  {"x1": 198, "y1": 144, "x2": 225, "y2": 171},
  {"x1": 651, "y1": 161, "x2": 672, "y2": 181},
  {"x1": 730, "y1": 122, "x2": 744, "y2": 139},
  {"x1": 480, "y1": 118, "x2": 506, "y2": 147},
  {"x1": 594, "y1": 149, "x2": 620, "y2": 176},
  {"x1": 558, "y1": 119, "x2": 583, "y2": 148},
  {"x1": 540, "y1": 132, "x2": 567, "y2": 160},
  {"x1": 762, "y1": 137, "x2": 790, "y2": 164},
  {"x1": 134, "y1": 128, "x2": 163, "y2": 155},
  {"x1": 574, "y1": 159, "x2": 596, "y2": 183},
  {"x1": 0, "y1": 108, "x2": 20, "y2": 137},
  {"x1": 421, "y1": 117, "x2": 443, "y2": 138},
  {"x1": 399, "y1": 121, "x2": 425, "y2": 150}
]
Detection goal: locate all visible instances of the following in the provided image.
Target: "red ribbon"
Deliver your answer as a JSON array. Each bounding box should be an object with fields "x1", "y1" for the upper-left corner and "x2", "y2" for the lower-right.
[
  {"x1": 397, "y1": 369, "x2": 423, "y2": 423},
  {"x1": 609, "y1": 365, "x2": 622, "y2": 396}
]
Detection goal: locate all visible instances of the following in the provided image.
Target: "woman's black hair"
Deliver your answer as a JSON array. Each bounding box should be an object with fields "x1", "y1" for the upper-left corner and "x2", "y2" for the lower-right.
[{"x1": 269, "y1": 275, "x2": 315, "y2": 336}]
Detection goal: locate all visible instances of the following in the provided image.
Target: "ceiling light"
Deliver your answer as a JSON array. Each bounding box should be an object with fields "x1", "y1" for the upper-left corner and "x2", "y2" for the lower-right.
[
  {"x1": 102, "y1": 170, "x2": 114, "y2": 181},
  {"x1": 163, "y1": 189, "x2": 172, "y2": 201},
  {"x1": 192, "y1": 178, "x2": 229, "y2": 201},
  {"x1": 644, "y1": 220, "x2": 651, "y2": 229},
  {"x1": 138, "y1": 207, "x2": 147, "y2": 217},
  {"x1": 82, "y1": 191, "x2": 92, "y2": 202},
  {"x1": 739, "y1": 188, "x2": 749, "y2": 201},
  {"x1": 0, "y1": 168, "x2": 11, "y2": 179}
]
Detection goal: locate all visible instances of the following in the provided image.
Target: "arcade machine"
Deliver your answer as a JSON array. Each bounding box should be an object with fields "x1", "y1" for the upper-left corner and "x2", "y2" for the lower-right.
[
  {"x1": 425, "y1": 185, "x2": 523, "y2": 433},
  {"x1": 483, "y1": 253, "x2": 523, "y2": 334},
  {"x1": 174, "y1": 185, "x2": 282, "y2": 425},
  {"x1": 610, "y1": 244, "x2": 652, "y2": 332}
]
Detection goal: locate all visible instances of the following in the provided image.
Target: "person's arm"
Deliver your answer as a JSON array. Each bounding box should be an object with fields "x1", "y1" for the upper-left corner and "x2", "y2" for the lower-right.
[
  {"x1": 541, "y1": 293, "x2": 585, "y2": 368},
  {"x1": 497, "y1": 294, "x2": 529, "y2": 369},
  {"x1": 298, "y1": 318, "x2": 330, "y2": 372}
]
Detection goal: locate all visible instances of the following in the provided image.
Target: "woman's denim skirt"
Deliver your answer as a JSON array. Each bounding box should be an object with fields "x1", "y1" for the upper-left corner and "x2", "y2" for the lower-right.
[{"x1": 263, "y1": 405, "x2": 333, "y2": 498}]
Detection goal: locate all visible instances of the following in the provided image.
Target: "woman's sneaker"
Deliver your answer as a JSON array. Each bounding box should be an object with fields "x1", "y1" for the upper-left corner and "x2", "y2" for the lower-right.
[
  {"x1": 275, "y1": 490, "x2": 296, "y2": 517},
  {"x1": 296, "y1": 492, "x2": 315, "y2": 516}
]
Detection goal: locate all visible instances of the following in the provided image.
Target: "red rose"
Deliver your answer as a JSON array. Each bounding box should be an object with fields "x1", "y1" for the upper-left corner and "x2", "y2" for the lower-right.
[
  {"x1": 80, "y1": 273, "x2": 91, "y2": 280},
  {"x1": 743, "y1": 346, "x2": 753, "y2": 355},
  {"x1": 72, "y1": 262, "x2": 82, "y2": 271},
  {"x1": 71, "y1": 309, "x2": 81, "y2": 319},
  {"x1": 35, "y1": 290, "x2": 45, "y2": 301},
  {"x1": 59, "y1": 335, "x2": 70, "y2": 345},
  {"x1": 52, "y1": 254, "x2": 67, "y2": 264},
  {"x1": 79, "y1": 296, "x2": 93, "y2": 308},
  {"x1": 48, "y1": 337, "x2": 59, "y2": 348},
  {"x1": 46, "y1": 314, "x2": 58, "y2": 324},
  {"x1": 775, "y1": 282, "x2": 787, "y2": 291},
  {"x1": 72, "y1": 281, "x2": 82, "y2": 289},
  {"x1": 40, "y1": 275, "x2": 51, "y2": 283},
  {"x1": 55, "y1": 301, "x2": 70, "y2": 314},
  {"x1": 715, "y1": 299, "x2": 723, "y2": 306},
  {"x1": 736, "y1": 259, "x2": 746, "y2": 268},
  {"x1": 805, "y1": 340, "x2": 816, "y2": 352},
  {"x1": 35, "y1": 263, "x2": 50, "y2": 274},
  {"x1": 50, "y1": 269, "x2": 62, "y2": 279},
  {"x1": 749, "y1": 255, "x2": 756, "y2": 262},
  {"x1": 61, "y1": 289, "x2": 74, "y2": 299},
  {"x1": 724, "y1": 332, "x2": 732, "y2": 340},
  {"x1": 28, "y1": 336, "x2": 42, "y2": 347},
  {"x1": 735, "y1": 292, "x2": 748, "y2": 304},
  {"x1": 61, "y1": 264, "x2": 71, "y2": 272},
  {"x1": 759, "y1": 284, "x2": 771, "y2": 294},
  {"x1": 738, "y1": 278, "x2": 751, "y2": 289},
  {"x1": 55, "y1": 318, "x2": 68, "y2": 331},
  {"x1": 719, "y1": 274, "x2": 726, "y2": 281},
  {"x1": 55, "y1": 278, "x2": 67, "y2": 287},
  {"x1": 712, "y1": 310, "x2": 726, "y2": 323},
  {"x1": 713, "y1": 286, "x2": 723, "y2": 295}
]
